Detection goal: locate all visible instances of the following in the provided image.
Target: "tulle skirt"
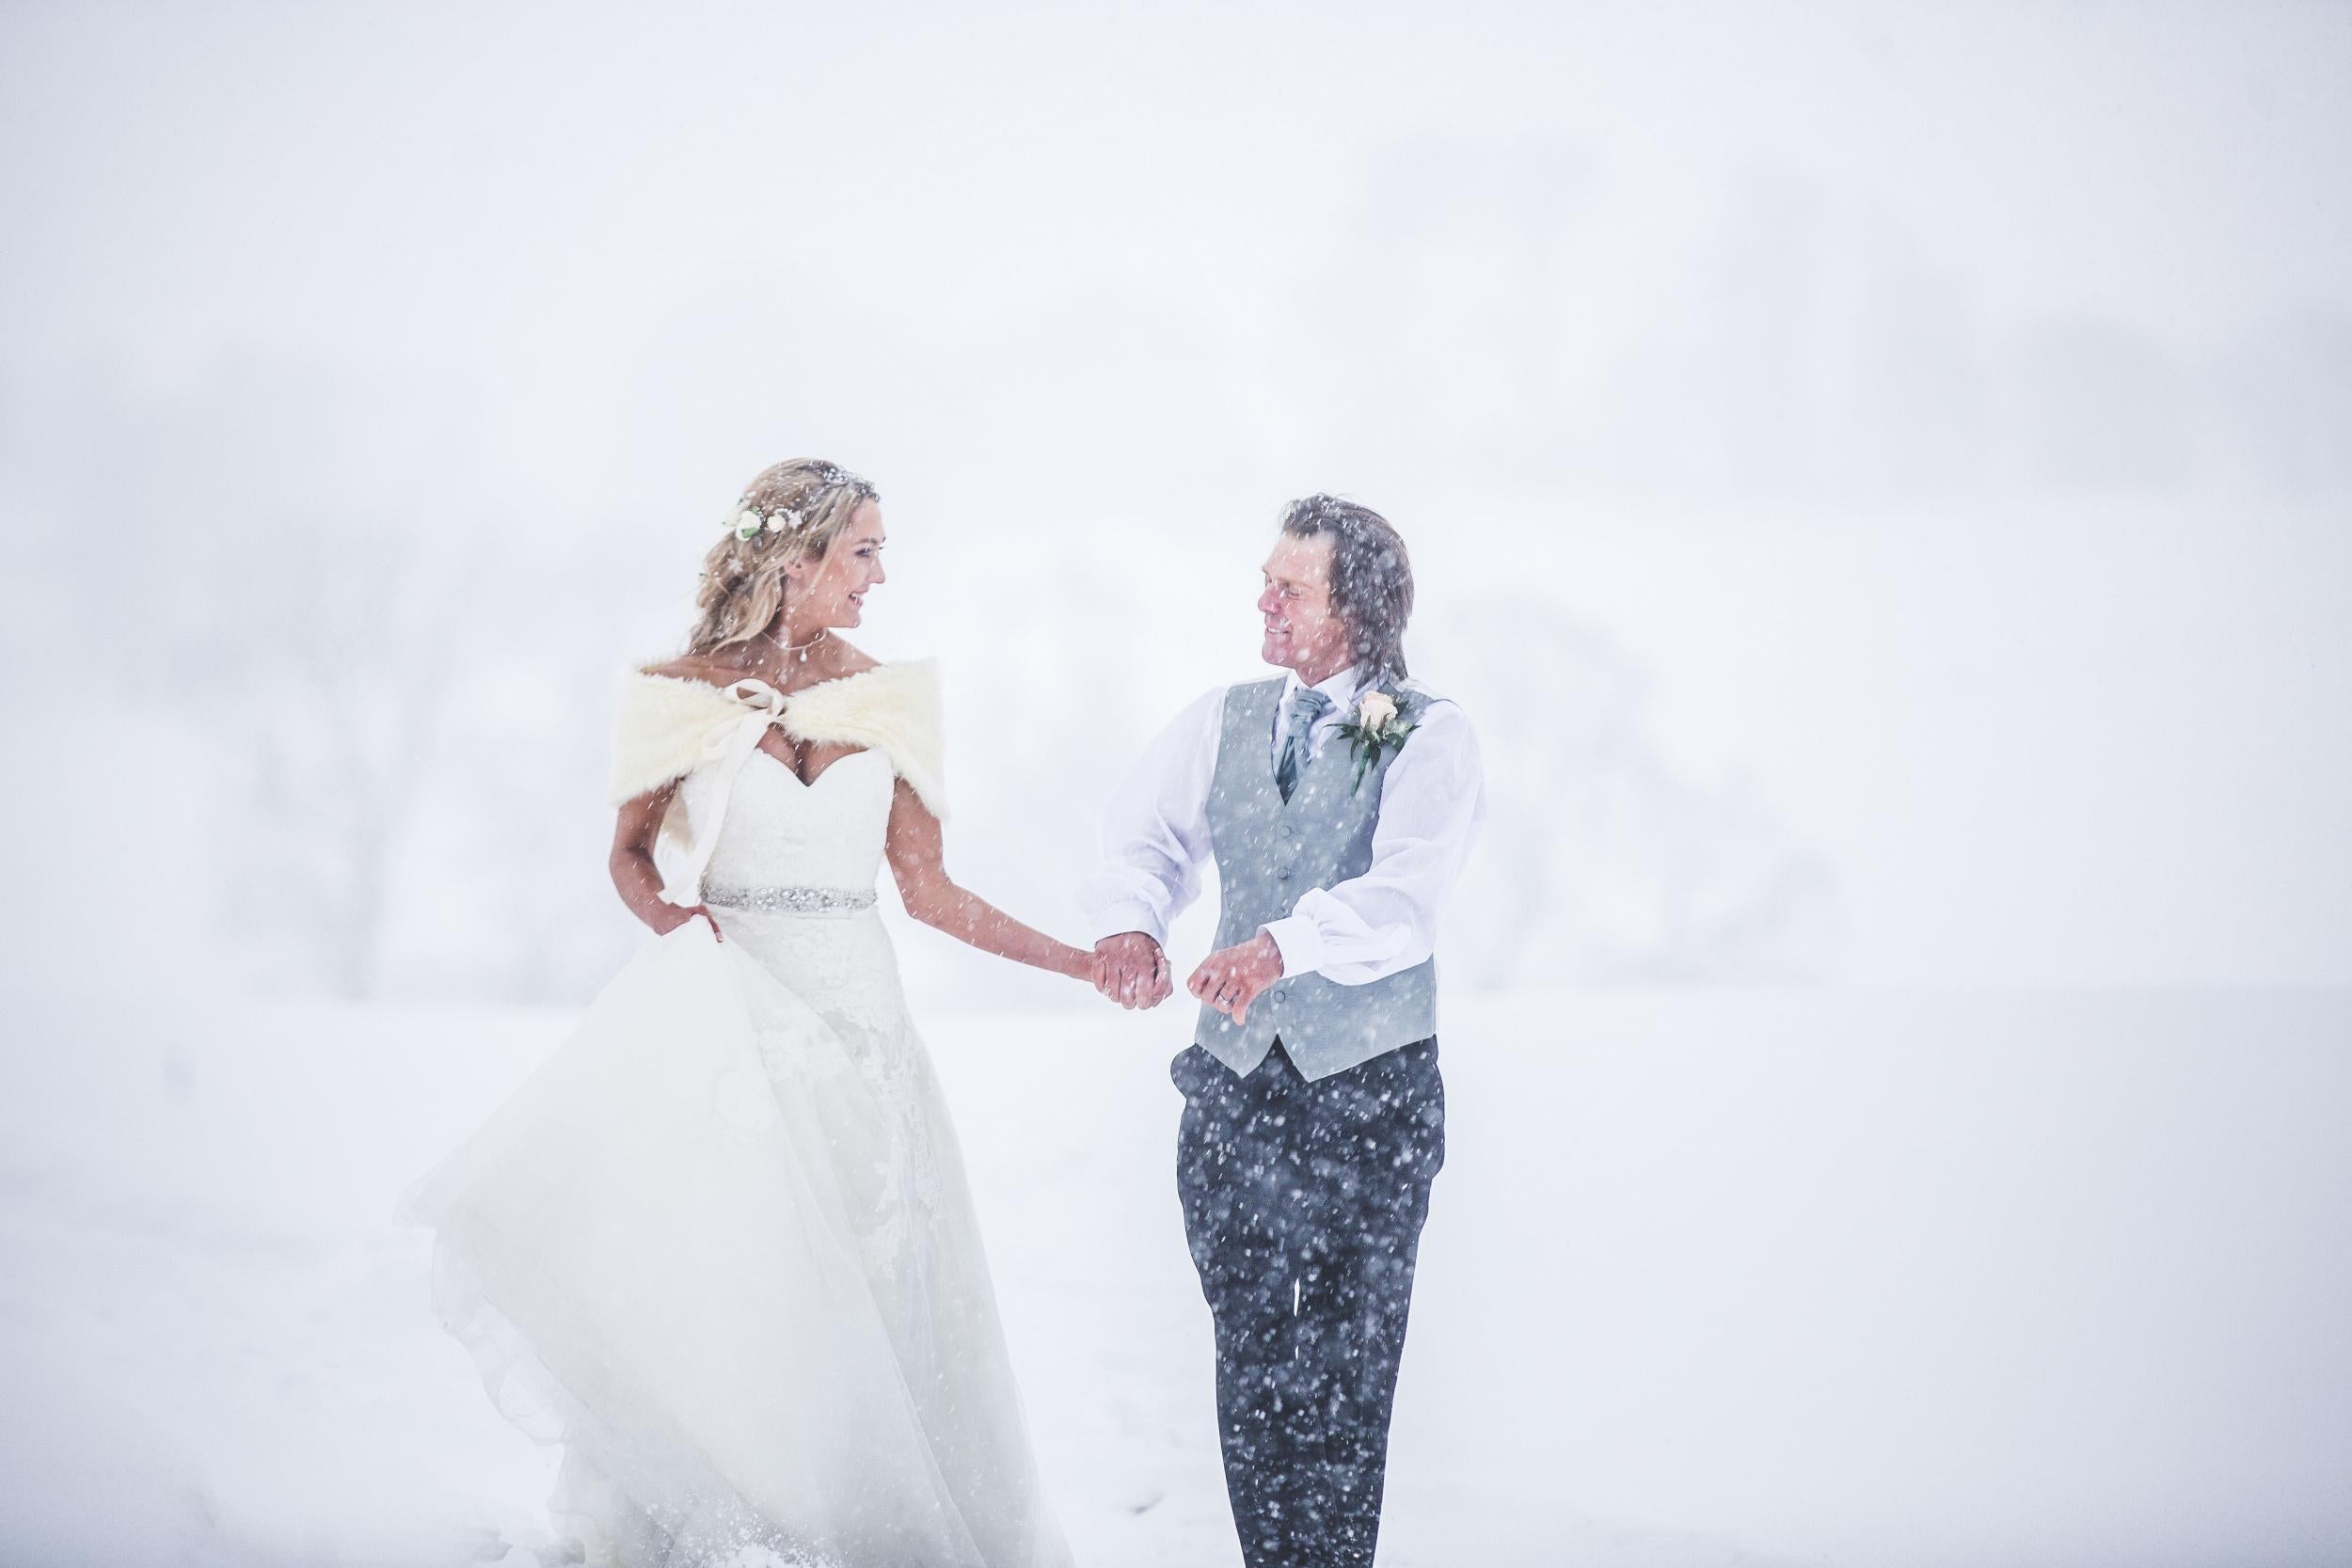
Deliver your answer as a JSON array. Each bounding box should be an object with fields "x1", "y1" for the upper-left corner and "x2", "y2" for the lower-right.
[{"x1": 399, "y1": 916, "x2": 1070, "y2": 1568}]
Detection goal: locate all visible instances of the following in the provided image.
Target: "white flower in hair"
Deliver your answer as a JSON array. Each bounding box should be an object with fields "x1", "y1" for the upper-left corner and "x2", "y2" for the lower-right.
[
  {"x1": 731, "y1": 508, "x2": 763, "y2": 541},
  {"x1": 764, "y1": 507, "x2": 803, "y2": 533}
]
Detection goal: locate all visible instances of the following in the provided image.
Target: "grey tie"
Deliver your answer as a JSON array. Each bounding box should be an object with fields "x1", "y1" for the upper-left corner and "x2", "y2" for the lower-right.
[{"x1": 1274, "y1": 687, "x2": 1333, "y2": 802}]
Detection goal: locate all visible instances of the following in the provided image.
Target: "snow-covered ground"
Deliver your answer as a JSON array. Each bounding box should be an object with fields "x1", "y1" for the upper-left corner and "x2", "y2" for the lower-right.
[{"x1": 3, "y1": 981, "x2": 2346, "y2": 1567}]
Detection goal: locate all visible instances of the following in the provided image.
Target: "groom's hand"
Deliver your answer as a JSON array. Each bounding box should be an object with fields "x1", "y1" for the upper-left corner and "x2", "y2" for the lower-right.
[
  {"x1": 1187, "y1": 932, "x2": 1284, "y2": 1024},
  {"x1": 1093, "y1": 932, "x2": 1171, "y2": 1009}
]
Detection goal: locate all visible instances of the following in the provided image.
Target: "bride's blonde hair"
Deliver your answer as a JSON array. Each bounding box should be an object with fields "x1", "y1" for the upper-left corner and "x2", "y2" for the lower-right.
[{"x1": 685, "y1": 458, "x2": 880, "y2": 655}]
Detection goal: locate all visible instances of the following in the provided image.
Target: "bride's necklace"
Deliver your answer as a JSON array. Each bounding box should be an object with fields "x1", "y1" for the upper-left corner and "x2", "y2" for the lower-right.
[{"x1": 762, "y1": 626, "x2": 829, "y2": 666}]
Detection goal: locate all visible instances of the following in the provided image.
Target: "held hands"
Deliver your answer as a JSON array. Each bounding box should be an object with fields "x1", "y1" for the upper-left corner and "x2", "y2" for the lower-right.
[
  {"x1": 1187, "y1": 931, "x2": 1284, "y2": 1025},
  {"x1": 1092, "y1": 932, "x2": 1172, "y2": 1009},
  {"x1": 1090, "y1": 930, "x2": 1287, "y2": 1020}
]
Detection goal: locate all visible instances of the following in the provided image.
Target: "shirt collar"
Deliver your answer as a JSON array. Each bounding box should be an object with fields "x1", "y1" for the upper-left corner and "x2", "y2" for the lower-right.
[{"x1": 1281, "y1": 661, "x2": 1367, "y2": 718}]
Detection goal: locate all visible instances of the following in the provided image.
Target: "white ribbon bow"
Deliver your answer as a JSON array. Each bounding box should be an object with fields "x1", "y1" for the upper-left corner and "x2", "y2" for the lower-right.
[{"x1": 676, "y1": 676, "x2": 794, "y2": 895}]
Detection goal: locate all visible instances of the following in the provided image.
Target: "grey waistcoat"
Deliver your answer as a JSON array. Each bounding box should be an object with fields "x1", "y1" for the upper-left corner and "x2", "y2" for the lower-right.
[{"x1": 1195, "y1": 677, "x2": 1438, "y2": 1082}]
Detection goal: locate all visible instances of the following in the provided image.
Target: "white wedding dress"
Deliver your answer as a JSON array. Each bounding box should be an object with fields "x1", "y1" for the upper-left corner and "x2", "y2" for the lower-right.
[{"x1": 401, "y1": 663, "x2": 1072, "y2": 1568}]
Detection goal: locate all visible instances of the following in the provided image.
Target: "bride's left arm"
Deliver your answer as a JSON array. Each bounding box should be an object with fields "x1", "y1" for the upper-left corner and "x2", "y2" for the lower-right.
[{"x1": 883, "y1": 780, "x2": 1096, "y2": 982}]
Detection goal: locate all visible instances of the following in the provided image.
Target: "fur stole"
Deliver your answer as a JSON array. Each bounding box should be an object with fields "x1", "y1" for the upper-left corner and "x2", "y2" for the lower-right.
[{"x1": 608, "y1": 658, "x2": 948, "y2": 822}]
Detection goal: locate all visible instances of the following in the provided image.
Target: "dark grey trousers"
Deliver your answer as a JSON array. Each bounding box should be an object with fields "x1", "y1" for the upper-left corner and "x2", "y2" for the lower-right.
[{"x1": 1172, "y1": 1036, "x2": 1445, "y2": 1568}]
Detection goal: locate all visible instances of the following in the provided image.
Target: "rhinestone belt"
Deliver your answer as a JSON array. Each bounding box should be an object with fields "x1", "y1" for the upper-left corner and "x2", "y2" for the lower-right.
[{"x1": 699, "y1": 881, "x2": 878, "y2": 917}]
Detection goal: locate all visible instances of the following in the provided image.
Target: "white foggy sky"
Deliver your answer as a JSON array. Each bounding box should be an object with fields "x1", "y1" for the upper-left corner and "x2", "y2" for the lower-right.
[{"x1": 12, "y1": 2, "x2": 2350, "y2": 386}]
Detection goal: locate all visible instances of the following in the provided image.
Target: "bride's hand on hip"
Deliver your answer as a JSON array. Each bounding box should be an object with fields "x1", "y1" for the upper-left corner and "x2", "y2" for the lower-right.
[{"x1": 649, "y1": 903, "x2": 723, "y2": 942}]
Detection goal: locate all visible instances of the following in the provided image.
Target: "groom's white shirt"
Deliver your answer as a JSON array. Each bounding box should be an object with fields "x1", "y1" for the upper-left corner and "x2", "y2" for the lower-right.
[{"x1": 1084, "y1": 663, "x2": 1486, "y2": 984}]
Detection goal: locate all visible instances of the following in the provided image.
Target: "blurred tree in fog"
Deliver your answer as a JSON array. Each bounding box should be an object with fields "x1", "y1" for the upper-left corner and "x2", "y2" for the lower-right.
[
  {"x1": 14, "y1": 356, "x2": 475, "y2": 996},
  {"x1": 1432, "y1": 597, "x2": 1841, "y2": 986}
]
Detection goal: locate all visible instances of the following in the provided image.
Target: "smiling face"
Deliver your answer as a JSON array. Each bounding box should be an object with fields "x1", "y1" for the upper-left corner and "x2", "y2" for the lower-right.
[
  {"x1": 787, "y1": 499, "x2": 887, "y2": 629},
  {"x1": 1258, "y1": 531, "x2": 1354, "y2": 683}
]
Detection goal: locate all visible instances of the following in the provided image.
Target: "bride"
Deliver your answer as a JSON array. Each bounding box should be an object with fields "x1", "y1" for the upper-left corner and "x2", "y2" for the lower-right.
[{"x1": 402, "y1": 459, "x2": 1090, "y2": 1567}]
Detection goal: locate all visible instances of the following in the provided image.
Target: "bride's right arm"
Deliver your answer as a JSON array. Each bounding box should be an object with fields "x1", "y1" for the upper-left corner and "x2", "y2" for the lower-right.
[
  {"x1": 610, "y1": 783, "x2": 710, "y2": 937},
  {"x1": 883, "y1": 781, "x2": 1094, "y2": 982}
]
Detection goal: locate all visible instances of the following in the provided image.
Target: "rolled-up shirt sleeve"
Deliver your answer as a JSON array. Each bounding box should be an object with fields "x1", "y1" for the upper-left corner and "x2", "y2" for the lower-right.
[
  {"x1": 1080, "y1": 686, "x2": 1227, "y2": 947},
  {"x1": 1260, "y1": 698, "x2": 1486, "y2": 984}
]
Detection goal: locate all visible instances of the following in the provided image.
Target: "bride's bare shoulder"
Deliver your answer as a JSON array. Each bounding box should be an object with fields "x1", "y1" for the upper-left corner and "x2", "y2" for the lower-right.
[
  {"x1": 636, "y1": 653, "x2": 738, "y2": 689},
  {"x1": 825, "y1": 639, "x2": 882, "y2": 678}
]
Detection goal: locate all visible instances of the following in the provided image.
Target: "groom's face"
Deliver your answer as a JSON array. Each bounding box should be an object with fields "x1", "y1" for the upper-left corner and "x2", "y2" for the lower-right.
[{"x1": 1258, "y1": 532, "x2": 1349, "y2": 677}]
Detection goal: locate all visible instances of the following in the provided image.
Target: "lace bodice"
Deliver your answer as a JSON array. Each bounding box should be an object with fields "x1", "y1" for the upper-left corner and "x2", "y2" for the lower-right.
[{"x1": 680, "y1": 745, "x2": 896, "y2": 894}]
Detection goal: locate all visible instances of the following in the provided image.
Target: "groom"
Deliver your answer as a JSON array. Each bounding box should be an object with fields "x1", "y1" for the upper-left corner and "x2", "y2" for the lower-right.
[{"x1": 1085, "y1": 495, "x2": 1486, "y2": 1568}]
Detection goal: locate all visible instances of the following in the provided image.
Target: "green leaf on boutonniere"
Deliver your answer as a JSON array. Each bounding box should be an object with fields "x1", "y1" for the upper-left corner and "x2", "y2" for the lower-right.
[{"x1": 1336, "y1": 689, "x2": 1419, "y2": 794}]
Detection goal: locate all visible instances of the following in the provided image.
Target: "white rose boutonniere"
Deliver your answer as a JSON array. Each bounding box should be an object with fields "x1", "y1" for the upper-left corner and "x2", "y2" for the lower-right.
[{"x1": 1333, "y1": 685, "x2": 1417, "y2": 793}]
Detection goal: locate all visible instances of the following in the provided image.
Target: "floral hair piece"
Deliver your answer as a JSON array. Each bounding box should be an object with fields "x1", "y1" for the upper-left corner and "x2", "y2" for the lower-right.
[
  {"x1": 724, "y1": 504, "x2": 803, "y2": 541},
  {"x1": 720, "y1": 464, "x2": 878, "y2": 542}
]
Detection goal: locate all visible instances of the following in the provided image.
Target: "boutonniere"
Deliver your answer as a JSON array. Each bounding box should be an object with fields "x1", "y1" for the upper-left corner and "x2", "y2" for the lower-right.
[{"x1": 1333, "y1": 686, "x2": 1418, "y2": 793}]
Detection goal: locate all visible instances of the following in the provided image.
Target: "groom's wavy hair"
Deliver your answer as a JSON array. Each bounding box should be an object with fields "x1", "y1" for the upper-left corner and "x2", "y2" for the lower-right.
[
  {"x1": 686, "y1": 458, "x2": 880, "y2": 656},
  {"x1": 1279, "y1": 494, "x2": 1414, "y2": 684}
]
